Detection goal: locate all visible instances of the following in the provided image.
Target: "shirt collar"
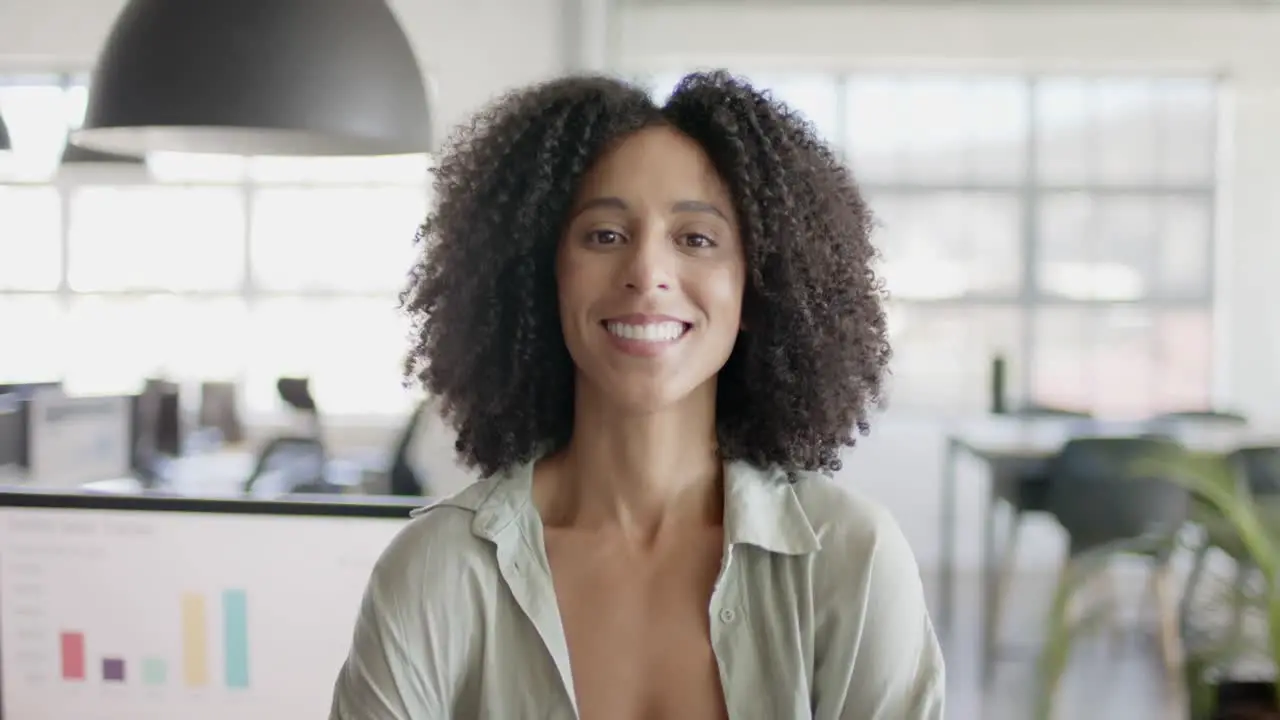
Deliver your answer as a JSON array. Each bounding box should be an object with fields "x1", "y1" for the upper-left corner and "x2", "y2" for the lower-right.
[
  {"x1": 442, "y1": 457, "x2": 822, "y2": 556},
  {"x1": 722, "y1": 459, "x2": 822, "y2": 555}
]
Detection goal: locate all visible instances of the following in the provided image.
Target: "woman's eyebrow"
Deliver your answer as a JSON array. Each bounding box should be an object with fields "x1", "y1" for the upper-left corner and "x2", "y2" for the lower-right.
[{"x1": 670, "y1": 200, "x2": 727, "y2": 221}]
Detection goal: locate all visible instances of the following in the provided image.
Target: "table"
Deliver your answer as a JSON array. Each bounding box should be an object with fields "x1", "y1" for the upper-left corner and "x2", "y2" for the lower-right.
[{"x1": 936, "y1": 427, "x2": 1055, "y2": 684}]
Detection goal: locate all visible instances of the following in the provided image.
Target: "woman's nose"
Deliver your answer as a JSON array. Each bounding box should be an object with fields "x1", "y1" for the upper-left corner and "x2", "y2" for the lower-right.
[{"x1": 621, "y1": 231, "x2": 673, "y2": 292}]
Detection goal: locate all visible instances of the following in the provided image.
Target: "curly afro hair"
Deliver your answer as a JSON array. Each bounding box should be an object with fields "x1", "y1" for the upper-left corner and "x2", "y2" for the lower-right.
[{"x1": 402, "y1": 70, "x2": 890, "y2": 478}]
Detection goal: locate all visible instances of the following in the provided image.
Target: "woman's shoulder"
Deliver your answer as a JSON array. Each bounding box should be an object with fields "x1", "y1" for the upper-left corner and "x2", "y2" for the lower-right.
[
  {"x1": 783, "y1": 469, "x2": 928, "y2": 607},
  {"x1": 782, "y1": 471, "x2": 945, "y2": 715},
  {"x1": 787, "y1": 469, "x2": 914, "y2": 562},
  {"x1": 369, "y1": 474, "x2": 510, "y2": 597}
]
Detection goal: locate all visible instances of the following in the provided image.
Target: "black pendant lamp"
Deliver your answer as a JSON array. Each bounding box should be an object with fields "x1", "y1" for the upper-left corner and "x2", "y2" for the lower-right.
[{"x1": 73, "y1": 0, "x2": 433, "y2": 157}]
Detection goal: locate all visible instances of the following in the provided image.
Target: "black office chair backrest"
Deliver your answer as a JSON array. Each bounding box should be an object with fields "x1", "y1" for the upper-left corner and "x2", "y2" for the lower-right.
[
  {"x1": 243, "y1": 377, "x2": 326, "y2": 494},
  {"x1": 1046, "y1": 436, "x2": 1190, "y2": 556},
  {"x1": 0, "y1": 393, "x2": 24, "y2": 468},
  {"x1": 131, "y1": 379, "x2": 182, "y2": 484},
  {"x1": 388, "y1": 400, "x2": 430, "y2": 497},
  {"x1": 1232, "y1": 445, "x2": 1280, "y2": 497},
  {"x1": 277, "y1": 377, "x2": 318, "y2": 415}
]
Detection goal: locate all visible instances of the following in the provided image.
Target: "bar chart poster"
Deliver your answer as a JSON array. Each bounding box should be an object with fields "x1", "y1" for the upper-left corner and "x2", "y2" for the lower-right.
[{"x1": 0, "y1": 506, "x2": 407, "y2": 720}]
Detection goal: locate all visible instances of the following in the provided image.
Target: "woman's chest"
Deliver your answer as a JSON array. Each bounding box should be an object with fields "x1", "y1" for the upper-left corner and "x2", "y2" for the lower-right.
[
  {"x1": 549, "y1": 530, "x2": 728, "y2": 720},
  {"x1": 478, "y1": 539, "x2": 816, "y2": 720}
]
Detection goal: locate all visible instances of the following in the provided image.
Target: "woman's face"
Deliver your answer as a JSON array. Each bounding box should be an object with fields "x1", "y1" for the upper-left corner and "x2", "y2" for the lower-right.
[{"x1": 556, "y1": 125, "x2": 747, "y2": 414}]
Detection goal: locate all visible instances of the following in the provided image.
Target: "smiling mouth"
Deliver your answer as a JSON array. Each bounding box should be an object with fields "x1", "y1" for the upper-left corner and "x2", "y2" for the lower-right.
[{"x1": 601, "y1": 319, "x2": 692, "y2": 343}]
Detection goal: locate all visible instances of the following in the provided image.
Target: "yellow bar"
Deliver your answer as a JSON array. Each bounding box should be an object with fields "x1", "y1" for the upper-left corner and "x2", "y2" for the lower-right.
[{"x1": 181, "y1": 593, "x2": 209, "y2": 686}]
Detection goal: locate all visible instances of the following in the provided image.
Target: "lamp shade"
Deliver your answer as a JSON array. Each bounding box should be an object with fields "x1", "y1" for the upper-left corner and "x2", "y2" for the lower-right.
[
  {"x1": 0, "y1": 113, "x2": 10, "y2": 152},
  {"x1": 73, "y1": 0, "x2": 433, "y2": 157}
]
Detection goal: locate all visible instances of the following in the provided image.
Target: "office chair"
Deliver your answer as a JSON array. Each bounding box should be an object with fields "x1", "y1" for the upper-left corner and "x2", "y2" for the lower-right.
[
  {"x1": 243, "y1": 377, "x2": 331, "y2": 495},
  {"x1": 990, "y1": 404, "x2": 1097, "y2": 580},
  {"x1": 0, "y1": 393, "x2": 24, "y2": 471},
  {"x1": 1025, "y1": 437, "x2": 1190, "y2": 683},
  {"x1": 984, "y1": 404, "x2": 1096, "y2": 682},
  {"x1": 131, "y1": 379, "x2": 182, "y2": 485},
  {"x1": 277, "y1": 377, "x2": 320, "y2": 432},
  {"x1": 388, "y1": 399, "x2": 431, "y2": 497}
]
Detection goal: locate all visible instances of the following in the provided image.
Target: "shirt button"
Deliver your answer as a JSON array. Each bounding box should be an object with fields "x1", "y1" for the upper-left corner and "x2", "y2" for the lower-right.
[{"x1": 719, "y1": 608, "x2": 737, "y2": 623}]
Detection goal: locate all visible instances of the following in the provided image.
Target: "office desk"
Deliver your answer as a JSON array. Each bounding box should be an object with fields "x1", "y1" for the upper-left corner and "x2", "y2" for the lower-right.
[
  {"x1": 935, "y1": 421, "x2": 1272, "y2": 640},
  {"x1": 83, "y1": 450, "x2": 384, "y2": 500},
  {"x1": 160, "y1": 450, "x2": 258, "y2": 496}
]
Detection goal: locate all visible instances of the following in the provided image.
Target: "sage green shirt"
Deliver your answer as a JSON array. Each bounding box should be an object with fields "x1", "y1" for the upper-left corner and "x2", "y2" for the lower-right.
[{"x1": 329, "y1": 459, "x2": 945, "y2": 719}]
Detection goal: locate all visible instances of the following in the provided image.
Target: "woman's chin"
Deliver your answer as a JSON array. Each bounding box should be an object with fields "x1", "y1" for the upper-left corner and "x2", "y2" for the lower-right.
[{"x1": 580, "y1": 375, "x2": 711, "y2": 417}]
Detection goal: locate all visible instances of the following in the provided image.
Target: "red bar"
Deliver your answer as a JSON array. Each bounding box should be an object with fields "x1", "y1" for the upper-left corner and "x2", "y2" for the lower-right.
[{"x1": 60, "y1": 632, "x2": 85, "y2": 681}]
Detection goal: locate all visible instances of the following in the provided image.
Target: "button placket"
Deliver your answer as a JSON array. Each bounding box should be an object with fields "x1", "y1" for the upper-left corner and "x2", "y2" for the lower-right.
[{"x1": 711, "y1": 545, "x2": 742, "y2": 629}]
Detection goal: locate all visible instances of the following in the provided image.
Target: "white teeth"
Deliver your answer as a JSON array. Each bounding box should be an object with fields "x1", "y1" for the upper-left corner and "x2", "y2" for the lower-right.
[{"x1": 605, "y1": 321, "x2": 687, "y2": 342}]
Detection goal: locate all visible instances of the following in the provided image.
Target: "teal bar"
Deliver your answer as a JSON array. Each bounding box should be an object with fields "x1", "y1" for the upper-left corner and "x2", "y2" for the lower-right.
[
  {"x1": 222, "y1": 589, "x2": 249, "y2": 688},
  {"x1": 142, "y1": 658, "x2": 166, "y2": 686}
]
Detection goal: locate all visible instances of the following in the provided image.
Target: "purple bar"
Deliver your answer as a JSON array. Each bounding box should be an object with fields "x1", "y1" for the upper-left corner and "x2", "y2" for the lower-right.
[{"x1": 102, "y1": 657, "x2": 125, "y2": 682}]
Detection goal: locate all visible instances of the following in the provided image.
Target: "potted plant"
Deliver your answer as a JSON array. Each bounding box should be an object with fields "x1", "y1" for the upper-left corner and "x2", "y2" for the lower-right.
[{"x1": 1036, "y1": 450, "x2": 1280, "y2": 720}]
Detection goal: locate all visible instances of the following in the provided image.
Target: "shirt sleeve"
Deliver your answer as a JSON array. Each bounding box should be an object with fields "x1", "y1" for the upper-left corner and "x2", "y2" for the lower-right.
[
  {"x1": 329, "y1": 509, "x2": 475, "y2": 720},
  {"x1": 811, "y1": 502, "x2": 946, "y2": 720}
]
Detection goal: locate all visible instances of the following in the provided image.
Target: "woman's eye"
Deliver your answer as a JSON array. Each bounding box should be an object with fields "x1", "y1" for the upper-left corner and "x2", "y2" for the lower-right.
[
  {"x1": 683, "y1": 233, "x2": 715, "y2": 249},
  {"x1": 588, "y1": 230, "x2": 623, "y2": 245}
]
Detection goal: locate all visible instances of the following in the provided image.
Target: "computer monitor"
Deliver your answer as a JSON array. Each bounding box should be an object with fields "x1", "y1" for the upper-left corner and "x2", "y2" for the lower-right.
[
  {"x1": 0, "y1": 490, "x2": 424, "y2": 720},
  {"x1": 0, "y1": 383, "x2": 61, "y2": 402},
  {"x1": 0, "y1": 396, "x2": 23, "y2": 471}
]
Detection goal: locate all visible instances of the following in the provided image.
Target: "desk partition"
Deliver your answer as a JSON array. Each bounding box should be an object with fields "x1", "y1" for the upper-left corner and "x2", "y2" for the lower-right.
[{"x1": 0, "y1": 489, "x2": 424, "y2": 720}]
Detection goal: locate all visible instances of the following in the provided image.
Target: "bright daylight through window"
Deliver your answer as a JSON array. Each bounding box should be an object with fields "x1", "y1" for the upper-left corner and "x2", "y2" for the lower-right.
[
  {"x1": 651, "y1": 71, "x2": 1218, "y2": 419},
  {"x1": 1, "y1": 71, "x2": 1218, "y2": 420},
  {"x1": 0, "y1": 74, "x2": 427, "y2": 419}
]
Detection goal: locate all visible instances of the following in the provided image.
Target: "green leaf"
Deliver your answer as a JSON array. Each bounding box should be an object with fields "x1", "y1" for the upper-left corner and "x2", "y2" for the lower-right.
[{"x1": 1041, "y1": 447, "x2": 1280, "y2": 716}]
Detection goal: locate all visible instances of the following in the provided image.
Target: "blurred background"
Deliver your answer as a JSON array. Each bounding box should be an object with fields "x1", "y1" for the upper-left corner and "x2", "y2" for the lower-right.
[{"x1": 2, "y1": 1, "x2": 1279, "y2": 718}]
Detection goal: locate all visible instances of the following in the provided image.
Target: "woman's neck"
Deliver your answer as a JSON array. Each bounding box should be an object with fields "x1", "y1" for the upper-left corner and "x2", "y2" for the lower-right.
[{"x1": 535, "y1": 378, "x2": 723, "y2": 541}]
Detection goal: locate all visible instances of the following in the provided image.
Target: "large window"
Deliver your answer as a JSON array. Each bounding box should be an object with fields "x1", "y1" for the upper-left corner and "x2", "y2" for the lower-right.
[
  {"x1": 0, "y1": 74, "x2": 427, "y2": 419},
  {"x1": 650, "y1": 71, "x2": 1220, "y2": 418},
  {"x1": 0, "y1": 72, "x2": 1221, "y2": 421}
]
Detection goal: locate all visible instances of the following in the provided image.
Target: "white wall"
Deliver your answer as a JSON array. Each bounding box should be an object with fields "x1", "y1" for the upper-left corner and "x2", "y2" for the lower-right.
[{"x1": 618, "y1": 3, "x2": 1280, "y2": 572}]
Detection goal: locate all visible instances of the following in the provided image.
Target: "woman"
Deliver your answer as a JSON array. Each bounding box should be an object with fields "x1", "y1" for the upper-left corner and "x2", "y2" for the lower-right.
[{"x1": 330, "y1": 71, "x2": 944, "y2": 719}]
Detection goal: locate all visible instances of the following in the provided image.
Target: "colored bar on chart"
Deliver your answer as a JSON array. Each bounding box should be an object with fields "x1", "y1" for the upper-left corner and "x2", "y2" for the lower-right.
[
  {"x1": 60, "y1": 632, "x2": 85, "y2": 681},
  {"x1": 223, "y1": 589, "x2": 249, "y2": 689},
  {"x1": 102, "y1": 657, "x2": 126, "y2": 682},
  {"x1": 181, "y1": 593, "x2": 209, "y2": 686},
  {"x1": 143, "y1": 658, "x2": 167, "y2": 686}
]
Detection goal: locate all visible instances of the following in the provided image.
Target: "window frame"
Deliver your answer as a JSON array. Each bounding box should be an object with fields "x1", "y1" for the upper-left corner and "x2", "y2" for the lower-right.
[
  {"x1": 0, "y1": 73, "x2": 430, "y2": 420},
  {"x1": 2, "y1": 70, "x2": 1220, "y2": 420},
  {"x1": 644, "y1": 69, "x2": 1220, "y2": 417}
]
